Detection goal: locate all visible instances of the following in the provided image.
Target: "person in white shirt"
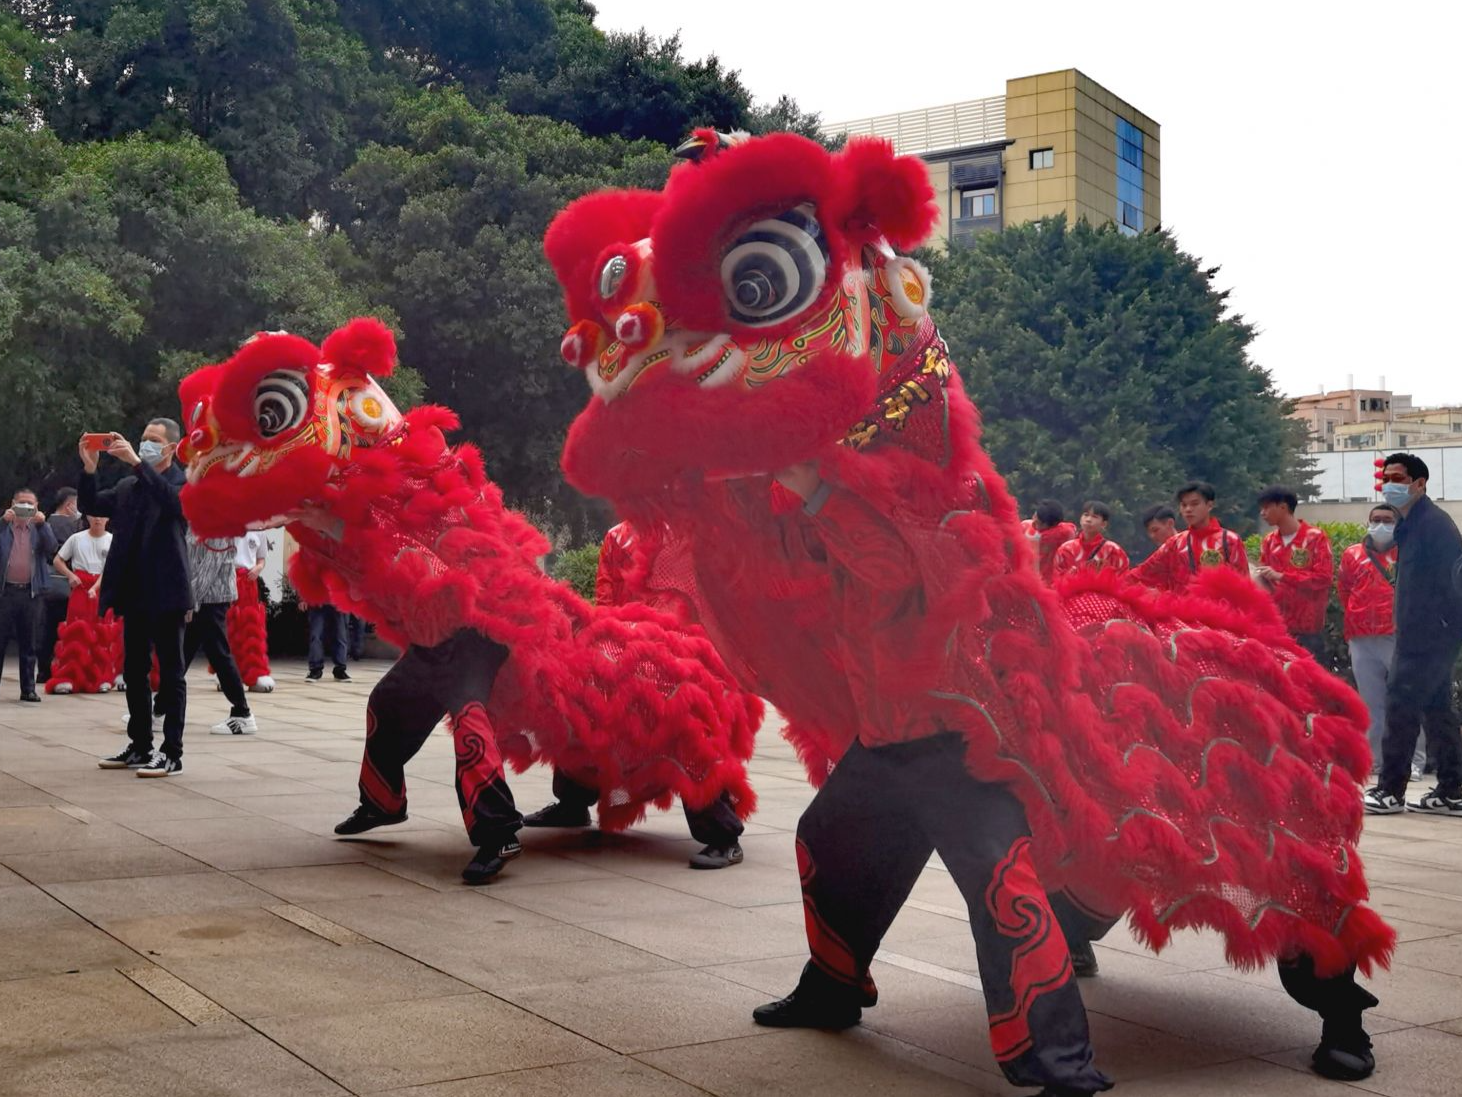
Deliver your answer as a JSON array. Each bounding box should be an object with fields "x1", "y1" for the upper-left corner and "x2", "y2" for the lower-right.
[
  {"x1": 47, "y1": 516, "x2": 124, "y2": 694},
  {"x1": 223, "y1": 531, "x2": 274, "y2": 691}
]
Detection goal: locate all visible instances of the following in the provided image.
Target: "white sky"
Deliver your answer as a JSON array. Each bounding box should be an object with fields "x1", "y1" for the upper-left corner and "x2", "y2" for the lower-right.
[{"x1": 591, "y1": 0, "x2": 1459, "y2": 406}]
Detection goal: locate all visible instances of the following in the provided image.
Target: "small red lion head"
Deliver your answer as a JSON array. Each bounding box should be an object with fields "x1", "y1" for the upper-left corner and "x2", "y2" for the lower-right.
[
  {"x1": 177, "y1": 318, "x2": 403, "y2": 536},
  {"x1": 550, "y1": 132, "x2": 940, "y2": 503}
]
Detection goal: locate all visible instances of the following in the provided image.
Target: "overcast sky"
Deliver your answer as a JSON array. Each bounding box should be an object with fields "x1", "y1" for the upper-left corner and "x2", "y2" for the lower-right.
[{"x1": 591, "y1": 0, "x2": 1458, "y2": 406}]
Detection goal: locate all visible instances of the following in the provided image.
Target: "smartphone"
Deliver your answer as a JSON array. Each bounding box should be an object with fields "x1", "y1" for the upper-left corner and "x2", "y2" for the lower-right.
[{"x1": 82, "y1": 433, "x2": 114, "y2": 452}]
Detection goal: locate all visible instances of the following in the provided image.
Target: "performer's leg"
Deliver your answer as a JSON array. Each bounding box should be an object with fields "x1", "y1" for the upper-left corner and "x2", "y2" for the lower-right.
[
  {"x1": 1377, "y1": 645, "x2": 1429, "y2": 800},
  {"x1": 1278, "y1": 953, "x2": 1378, "y2": 1080},
  {"x1": 121, "y1": 613, "x2": 156, "y2": 754},
  {"x1": 195, "y1": 603, "x2": 250, "y2": 718},
  {"x1": 1048, "y1": 890, "x2": 1118, "y2": 978},
  {"x1": 1419, "y1": 638, "x2": 1462, "y2": 800},
  {"x1": 918, "y1": 741, "x2": 1109, "y2": 1095},
  {"x1": 684, "y1": 791, "x2": 746, "y2": 868},
  {"x1": 1349, "y1": 636, "x2": 1391, "y2": 765},
  {"x1": 152, "y1": 611, "x2": 187, "y2": 763},
  {"x1": 337, "y1": 647, "x2": 445, "y2": 833},
  {"x1": 754, "y1": 740, "x2": 934, "y2": 1028},
  {"x1": 523, "y1": 769, "x2": 598, "y2": 828}
]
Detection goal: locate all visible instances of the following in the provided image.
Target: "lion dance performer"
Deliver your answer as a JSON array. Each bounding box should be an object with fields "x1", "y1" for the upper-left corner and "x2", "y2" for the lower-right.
[
  {"x1": 46, "y1": 515, "x2": 124, "y2": 694},
  {"x1": 549, "y1": 130, "x2": 1391, "y2": 1094},
  {"x1": 175, "y1": 319, "x2": 761, "y2": 883}
]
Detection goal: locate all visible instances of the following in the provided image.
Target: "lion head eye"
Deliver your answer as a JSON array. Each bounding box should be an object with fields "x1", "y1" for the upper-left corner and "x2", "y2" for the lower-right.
[
  {"x1": 253, "y1": 370, "x2": 310, "y2": 439},
  {"x1": 720, "y1": 204, "x2": 828, "y2": 327}
]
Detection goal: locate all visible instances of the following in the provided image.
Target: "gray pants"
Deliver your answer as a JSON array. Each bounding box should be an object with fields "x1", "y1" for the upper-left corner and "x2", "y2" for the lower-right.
[{"x1": 1350, "y1": 634, "x2": 1425, "y2": 773}]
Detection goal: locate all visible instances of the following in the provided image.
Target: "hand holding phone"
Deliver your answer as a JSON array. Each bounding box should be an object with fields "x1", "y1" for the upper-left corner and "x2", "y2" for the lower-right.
[{"x1": 82, "y1": 433, "x2": 114, "y2": 452}]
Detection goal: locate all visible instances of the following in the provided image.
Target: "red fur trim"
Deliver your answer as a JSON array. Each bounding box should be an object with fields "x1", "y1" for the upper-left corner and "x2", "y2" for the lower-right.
[
  {"x1": 45, "y1": 574, "x2": 123, "y2": 693},
  {"x1": 544, "y1": 189, "x2": 664, "y2": 322},
  {"x1": 321, "y1": 316, "x2": 397, "y2": 379},
  {"x1": 213, "y1": 333, "x2": 321, "y2": 443},
  {"x1": 826, "y1": 138, "x2": 939, "y2": 250},
  {"x1": 182, "y1": 446, "x2": 336, "y2": 538},
  {"x1": 226, "y1": 568, "x2": 272, "y2": 686}
]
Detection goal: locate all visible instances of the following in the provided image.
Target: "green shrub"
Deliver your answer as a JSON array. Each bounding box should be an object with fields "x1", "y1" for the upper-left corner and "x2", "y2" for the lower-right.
[{"x1": 552, "y1": 544, "x2": 602, "y2": 603}]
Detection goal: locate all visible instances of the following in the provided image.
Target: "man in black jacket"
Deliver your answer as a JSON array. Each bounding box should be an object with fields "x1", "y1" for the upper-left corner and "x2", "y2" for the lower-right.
[
  {"x1": 1364, "y1": 453, "x2": 1462, "y2": 816},
  {"x1": 79, "y1": 421, "x2": 193, "y2": 777}
]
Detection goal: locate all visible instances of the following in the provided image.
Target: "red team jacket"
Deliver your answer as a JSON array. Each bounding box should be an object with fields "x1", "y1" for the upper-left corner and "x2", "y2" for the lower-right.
[
  {"x1": 1337, "y1": 541, "x2": 1397, "y2": 641},
  {"x1": 595, "y1": 521, "x2": 636, "y2": 607},
  {"x1": 1130, "y1": 519, "x2": 1249, "y2": 593},
  {"x1": 1053, "y1": 533, "x2": 1130, "y2": 580},
  {"x1": 1259, "y1": 521, "x2": 1334, "y2": 636},
  {"x1": 1019, "y1": 519, "x2": 1077, "y2": 584}
]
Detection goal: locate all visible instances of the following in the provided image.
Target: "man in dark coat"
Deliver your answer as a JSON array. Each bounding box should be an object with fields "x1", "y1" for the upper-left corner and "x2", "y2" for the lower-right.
[
  {"x1": 1, "y1": 488, "x2": 60, "y2": 701},
  {"x1": 79, "y1": 421, "x2": 193, "y2": 777}
]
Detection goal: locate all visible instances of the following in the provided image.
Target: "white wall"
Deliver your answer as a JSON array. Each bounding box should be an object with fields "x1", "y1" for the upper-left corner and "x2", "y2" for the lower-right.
[{"x1": 1307, "y1": 446, "x2": 1461, "y2": 503}]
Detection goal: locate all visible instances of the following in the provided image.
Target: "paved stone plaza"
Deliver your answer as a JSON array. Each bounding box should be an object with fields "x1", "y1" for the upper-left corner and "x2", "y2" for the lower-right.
[{"x1": 3, "y1": 660, "x2": 1462, "y2": 1096}]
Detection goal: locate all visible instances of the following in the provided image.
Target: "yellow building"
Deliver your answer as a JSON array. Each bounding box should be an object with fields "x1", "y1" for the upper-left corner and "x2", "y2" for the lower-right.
[{"x1": 826, "y1": 69, "x2": 1160, "y2": 247}]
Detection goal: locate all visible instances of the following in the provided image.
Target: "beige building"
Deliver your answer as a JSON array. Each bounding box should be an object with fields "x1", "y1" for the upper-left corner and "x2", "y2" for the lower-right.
[{"x1": 826, "y1": 69, "x2": 1160, "y2": 247}]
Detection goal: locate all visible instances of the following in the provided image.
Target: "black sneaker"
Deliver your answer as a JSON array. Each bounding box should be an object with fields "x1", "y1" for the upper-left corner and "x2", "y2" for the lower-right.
[
  {"x1": 1362, "y1": 786, "x2": 1405, "y2": 815},
  {"x1": 752, "y1": 988, "x2": 862, "y2": 1030},
  {"x1": 521, "y1": 801, "x2": 592, "y2": 828},
  {"x1": 462, "y1": 839, "x2": 523, "y2": 885},
  {"x1": 98, "y1": 745, "x2": 152, "y2": 769},
  {"x1": 333, "y1": 667, "x2": 351, "y2": 682},
  {"x1": 306, "y1": 668, "x2": 323, "y2": 682},
  {"x1": 1070, "y1": 938, "x2": 1100, "y2": 978},
  {"x1": 20, "y1": 692, "x2": 40, "y2": 703},
  {"x1": 1411, "y1": 788, "x2": 1462, "y2": 816},
  {"x1": 688, "y1": 842, "x2": 744, "y2": 870},
  {"x1": 1312, "y1": 1016, "x2": 1375, "y2": 1080},
  {"x1": 137, "y1": 750, "x2": 181, "y2": 777},
  {"x1": 333, "y1": 804, "x2": 408, "y2": 835}
]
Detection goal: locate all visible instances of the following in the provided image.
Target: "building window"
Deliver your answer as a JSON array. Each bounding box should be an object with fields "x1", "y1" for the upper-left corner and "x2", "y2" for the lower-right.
[
  {"x1": 960, "y1": 188, "x2": 997, "y2": 218},
  {"x1": 1120, "y1": 201, "x2": 1142, "y2": 232},
  {"x1": 1029, "y1": 148, "x2": 1054, "y2": 170}
]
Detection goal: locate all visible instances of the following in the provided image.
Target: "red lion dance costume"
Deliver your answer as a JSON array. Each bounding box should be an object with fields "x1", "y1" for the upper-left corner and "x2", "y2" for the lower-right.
[
  {"x1": 46, "y1": 572, "x2": 123, "y2": 694},
  {"x1": 175, "y1": 320, "x2": 761, "y2": 883},
  {"x1": 225, "y1": 537, "x2": 274, "y2": 691},
  {"x1": 550, "y1": 131, "x2": 1391, "y2": 1093}
]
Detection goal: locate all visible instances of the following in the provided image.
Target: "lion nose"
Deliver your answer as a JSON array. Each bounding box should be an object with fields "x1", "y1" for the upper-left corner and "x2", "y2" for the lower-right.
[{"x1": 614, "y1": 302, "x2": 665, "y2": 352}]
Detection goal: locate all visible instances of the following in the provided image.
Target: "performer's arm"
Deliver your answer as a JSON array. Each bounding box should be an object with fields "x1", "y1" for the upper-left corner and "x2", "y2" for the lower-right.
[
  {"x1": 1337, "y1": 550, "x2": 1356, "y2": 608},
  {"x1": 1130, "y1": 537, "x2": 1175, "y2": 590},
  {"x1": 1108, "y1": 542, "x2": 1130, "y2": 574},
  {"x1": 778, "y1": 464, "x2": 916, "y2": 590}
]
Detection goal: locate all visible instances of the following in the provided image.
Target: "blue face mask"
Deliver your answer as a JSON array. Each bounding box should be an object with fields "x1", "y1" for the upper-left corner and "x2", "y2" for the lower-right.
[
  {"x1": 1380, "y1": 482, "x2": 1413, "y2": 510},
  {"x1": 138, "y1": 440, "x2": 165, "y2": 465},
  {"x1": 1367, "y1": 523, "x2": 1395, "y2": 548}
]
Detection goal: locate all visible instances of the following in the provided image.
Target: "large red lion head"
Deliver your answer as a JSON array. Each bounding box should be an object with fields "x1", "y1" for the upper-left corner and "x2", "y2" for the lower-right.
[
  {"x1": 177, "y1": 318, "x2": 404, "y2": 536},
  {"x1": 551, "y1": 132, "x2": 940, "y2": 503}
]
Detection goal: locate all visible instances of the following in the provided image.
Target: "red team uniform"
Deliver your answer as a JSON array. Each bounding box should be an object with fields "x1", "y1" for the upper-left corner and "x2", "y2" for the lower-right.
[
  {"x1": 1338, "y1": 542, "x2": 1397, "y2": 643},
  {"x1": 1020, "y1": 519, "x2": 1076, "y2": 584},
  {"x1": 1130, "y1": 518, "x2": 1248, "y2": 592},
  {"x1": 1052, "y1": 533, "x2": 1129, "y2": 580},
  {"x1": 1260, "y1": 521, "x2": 1334, "y2": 651}
]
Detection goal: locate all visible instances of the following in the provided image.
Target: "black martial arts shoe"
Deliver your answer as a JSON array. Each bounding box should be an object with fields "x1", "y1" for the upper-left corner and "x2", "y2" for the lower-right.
[
  {"x1": 522, "y1": 801, "x2": 592, "y2": 828},
  {"x1": 333, "y1": 804, "x2": 408, "y2": 835},
  {"x1": 753, "y1": 987, "x2": 862, "y2": 1031},
  {"x1": 688, "y1": 843, "x2": 743, "y2": 870},
  {"x1": 462, "y1": 838, "x2": 523, "y2": 885},
  {"x1": 1311, "y1": 1016, "x2": 1375, "y2": 1081},
  {"x1": 1070, "y1": 938, "x2": 1099, "y2": 978}
]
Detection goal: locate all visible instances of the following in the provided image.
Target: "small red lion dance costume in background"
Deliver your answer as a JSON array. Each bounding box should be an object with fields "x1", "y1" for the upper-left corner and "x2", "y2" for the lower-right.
[
  {"x1": 176, "y1": 319, "x2": 761, "y2": 882},
  {"x1": 226, "y1": 539, "x2": 274, "y2": 691},
  {"x1": 550, "y1": 130, "x2": 1391, "y2": 1091},
  {"x1": 46, "y1": 574, "x2": 123, "y2": 694}
]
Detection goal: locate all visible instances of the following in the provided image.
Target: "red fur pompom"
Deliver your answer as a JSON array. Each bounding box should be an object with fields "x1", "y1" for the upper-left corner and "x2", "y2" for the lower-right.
[
  {"x1": 825, "y1": 138, "x2": 939, "y2": 250},
  {"x1": 321, "y1": 317, "x2": 397, "y2": 379}
]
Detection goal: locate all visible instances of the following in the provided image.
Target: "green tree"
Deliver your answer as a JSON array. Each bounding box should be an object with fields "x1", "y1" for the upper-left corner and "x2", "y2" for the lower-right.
[
  {"x1": 929, "y1": 216, "x2": 1312, "y2": 546},
  {"x1": 1, "y1": 126, "x2": 388, "y2": 500},
  {"x1": 0, "y1": 10, "x2": 41, "y2": 122}
]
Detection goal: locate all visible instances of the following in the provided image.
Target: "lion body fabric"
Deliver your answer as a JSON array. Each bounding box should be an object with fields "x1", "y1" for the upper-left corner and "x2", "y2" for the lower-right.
[{"x1": 551, "y1": 131, "x2": 1392, "y2": 976}]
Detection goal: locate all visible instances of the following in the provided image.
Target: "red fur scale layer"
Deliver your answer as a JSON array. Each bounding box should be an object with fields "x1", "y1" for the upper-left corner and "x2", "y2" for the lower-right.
[
  {"x1": 45, "y1": 572, "x2": 123, "y2": 694},
  {"x1": 226, "y1": 568, "x2": 272, "y2": 687}
]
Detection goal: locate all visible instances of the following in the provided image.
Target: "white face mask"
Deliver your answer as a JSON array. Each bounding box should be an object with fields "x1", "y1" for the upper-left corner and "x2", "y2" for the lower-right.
[{"x1": 1368, "y1": 523, "x2": 1395, "y2": 548}]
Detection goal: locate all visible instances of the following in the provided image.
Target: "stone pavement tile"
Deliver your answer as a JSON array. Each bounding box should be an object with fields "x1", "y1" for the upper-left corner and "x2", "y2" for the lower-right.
[
  {"x1": 881, "y1": 903, "x2": 975, "y2": 946},
  {"x1": 1392, "y1": 933, "x2": 1462, "y2": 977},
  {"x1": 1097, "y1": 924, "x2": 1235, "y2": 971},
  {"x1": 178, "y1": 835, "x2": 372, "y2": 871},
  {"x1": 637, "y1": 1028, "x2": 1001, "y2": 1096},
  {"x1": 0, "y1": 1021, "x2": 352, "y2": 1097},
  {"x1": 1364, "y1": 862, "x2": 1462, "y2": 898},
  {"x1": 0, "y1": 969, "x2": 189, "y2": 1055},
  {"x1": 65, "y1": 795, "x2": 253, "y2": 823},
  {"x1": 1368, "y1": 886, "x2": 1462, "y2": 932},
  {"x1": 1363, "y1": 836, "x2": 1462, "y2": 869},
  {"x1": 384, "y1": 1057, "x2": 710, "y2": 1097},
  {"x1": 0, "y1": 777, "x2": 61, "y2": 807},
  {"x1": 0, "y1": 921, "x2": 144, "y2": 980},
  {"x1": 236, "y1": 862, "x2": 437, "y2": 903},
  {"x1": 1264, "y1": 1025, "x2": 1462, "y2": 1096},
  {"x1": 1, "y1": 842, "x2": 210, "y2": 884},
  {"x1": 1110, "y1": 1056, "x2": 1368, "y2": 1096},
  {"x1": 705, "y1": 954, "x2": 980, "y2": 1014},
  {"x1": 0, "y1": 884, "x2": 85, "y2": 928},
  {"x1": 501, "y1": 967, "x2": 775, "y2": 1054},
  {"x1": 119, "y1": 813, "x2": 315, "y2": 848},
  {"x1": 169, "y1": 775, "x2": 331, "y2": 800},
  {"x1": 0, "y1": 862, "x2": 23, "y2": 886},
  {"x1": 266, "y1": 810, "x2": 453, "y2": 839},
  {"x1": 163, "y1": 940, "x2": 474, "y2": 1020},
  {"x1": 0, "y1": 807, "x2": 140, "y2": 854},
  {"x1": 579, "y1": 904, "x2": 813, "y2": 967},
  {"x1": 105, "y1": 905, "x2": 339, "y2": 961},
  {"x1": 1339, "y1": 960, "x2": 1462, "y2": 1026},
  {"x1": 589, "y1": 855, "x2": 804, "y2": 910},
  {"x1": 490, "y1": 875, "x2": 726, "y2": 925},
  {"x1": 253, "y1": 992, "x2": 610, "y2": 1092},
  {"x1": 203, "y1": 792, "x2": 339, "y2": 817},
  {"x1": 44, "y1": 869, "x2": 276, "y2": 923}
]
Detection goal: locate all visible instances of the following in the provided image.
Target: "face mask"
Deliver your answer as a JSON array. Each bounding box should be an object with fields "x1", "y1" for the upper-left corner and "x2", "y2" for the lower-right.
[
  {"x1": 138, "y1": 440, "x2": 165, "y2": 465},
  {"x1": 1368, "y1": 523, "x2": 1395, "y2": 548},
  {"x1": 1380, "y1": 482, "x2": 1412, "y2": 509}
]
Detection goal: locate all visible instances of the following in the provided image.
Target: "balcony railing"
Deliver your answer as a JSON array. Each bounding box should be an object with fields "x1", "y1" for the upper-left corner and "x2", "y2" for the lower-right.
[{"x1": 825, "y1": 96, "x2": 1007, "y2": 156}]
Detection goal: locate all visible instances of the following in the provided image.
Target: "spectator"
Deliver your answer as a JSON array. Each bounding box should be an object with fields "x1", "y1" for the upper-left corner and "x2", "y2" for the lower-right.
[
  {"x1": 48, "y1": 515, "x2": 123, "y2": 694},
  {"x1": 82, "y1": 424, "x2": 192, "y2": 777},
  {"x1": 39, "y1": 487, "x2": 87, "y2": 682},
  {"x1": 1052, "y1": 501, "x2": 1130, "y2": 580},
  {"x1": 1019, "y1": 499, "x2": 1077, "y2": 584},
  {"x1": 1131, "y1": 481, "x2": 1249, "y2": 593},
  {"x1": 1339, "y1": 504, "x2": 1424, "y2": 778},
  {"x1": 181, "y1": 532, "x2": 259, "y2": 736},
  {"x1": 304, "y1": 602, "x2": 350, "y2": 682},
  {"x1": 347, "y1": 614, "x2": 367, "y2": 662},
  {"x1": 1256, "y1": 485, "x2": 1335, "y2": 661},
  {"x1": 1363, "y1": 453, "x2": 1462, "y2": 816},
  {"x1": 1, "y1": 488, "x2": 60, "y2": 701},
  {"x1": 1140, "y1": 504, "x2": 1178, "y2": 549}
]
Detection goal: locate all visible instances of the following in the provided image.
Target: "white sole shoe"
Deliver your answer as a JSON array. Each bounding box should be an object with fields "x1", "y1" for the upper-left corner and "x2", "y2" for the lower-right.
[{"x1": 210, "y1": 716, "x2": 258, "y2": 736}]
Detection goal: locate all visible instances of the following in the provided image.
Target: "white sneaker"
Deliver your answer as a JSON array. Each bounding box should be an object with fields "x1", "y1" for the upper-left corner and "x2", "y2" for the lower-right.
[
  {"x1": 53, "y1": 682, "x2": 73, "y2": 695},
  {"x1": 1410, "y1": 788, "x2": 1462, "y2": 816},
  {"x1": 210, "y1": 714, "x2": 258, "y2": 736},
  {"x1": 249, "y1": 675, "x2": 275, "y2": 693},
  {"x1": 1362, "y1": 786, "x2": 1405, "y2": 815},
  {"x1": 97, "y1": 682, "x2": 111, "y2": 693}
]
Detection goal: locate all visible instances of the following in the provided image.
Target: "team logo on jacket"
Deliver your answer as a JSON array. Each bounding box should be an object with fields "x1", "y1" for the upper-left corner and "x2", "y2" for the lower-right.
[
  {"x1": 1200, "y1": 548, "x2": 1222, "y2": 567},
  {"x1": 1292, "y1": 547, "x2": 1310, "y2": 567}
]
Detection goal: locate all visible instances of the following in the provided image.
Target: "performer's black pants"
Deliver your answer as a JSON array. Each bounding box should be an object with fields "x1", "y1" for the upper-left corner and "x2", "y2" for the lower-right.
[
  {"x1": 123, "y1": 609, "x2": 186, "y2": 760},
  {"x1": 356, "y1": 629, "x2": 521, "y2": 851},
  {"x1": 1380, "y1": 637, "x2": 1462, "y2": 798},
  {"x1": 793, "y1": 734, "x2": 1110, "y2": 1094},
  {"x1": 182, "y1": 603, "x2": 250, "y2": 717},
  {"x1": 549, "y1": 769, "x2": 745, "y2": 847}
]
